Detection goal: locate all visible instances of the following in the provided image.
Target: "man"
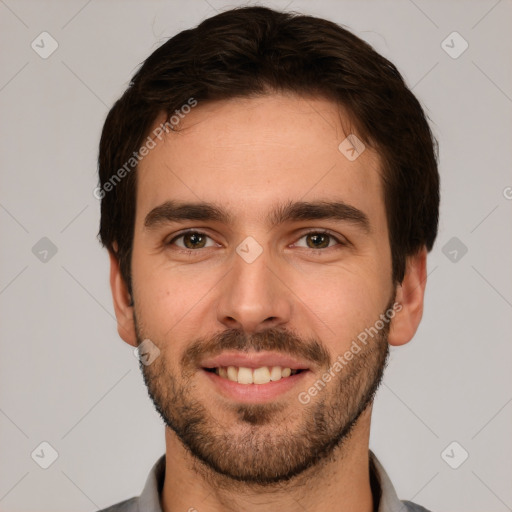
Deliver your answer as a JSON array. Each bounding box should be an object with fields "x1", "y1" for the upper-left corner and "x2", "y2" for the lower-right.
[{"x1": 96, "y1": 5, "x2": 439, "y2": 512}]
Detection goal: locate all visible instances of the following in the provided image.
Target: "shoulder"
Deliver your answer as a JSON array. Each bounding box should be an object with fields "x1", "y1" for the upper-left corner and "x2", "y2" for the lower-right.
[
  {"x1": 400, "y1": 499, "x2": 433, "y2": 512},
  {"x1": 97, "y1": 496, "x2": 138, "y2": 512}
]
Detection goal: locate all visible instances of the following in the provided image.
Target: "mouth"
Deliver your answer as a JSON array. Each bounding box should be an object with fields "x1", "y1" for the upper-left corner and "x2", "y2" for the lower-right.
[
  {"x1": 199, "y1": 352, "x2": 312, "y2": 403},
  {"x1": 203, "y1": 365, "x2": 306, "y2": 384},
  {"x1": 201, "y1": 366, "x2": 310, "y2": 403}
]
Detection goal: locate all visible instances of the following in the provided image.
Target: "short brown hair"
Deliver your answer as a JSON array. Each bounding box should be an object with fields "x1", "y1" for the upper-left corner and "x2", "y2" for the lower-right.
[{"x1": 97, "y1": 6, "x2": 439, "y2": 295}]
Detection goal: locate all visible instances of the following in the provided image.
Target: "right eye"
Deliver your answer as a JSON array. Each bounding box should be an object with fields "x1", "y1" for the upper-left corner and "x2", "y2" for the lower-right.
[{"x1": 167, "y1": 230, "x2": 218, "y2": 251}]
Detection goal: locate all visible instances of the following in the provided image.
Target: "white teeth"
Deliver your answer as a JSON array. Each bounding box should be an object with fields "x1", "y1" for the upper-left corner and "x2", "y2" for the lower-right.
[
  {"x1": 253, "y1": 366, "x2": 271, "y2": 384},
  {"x1": 227, "y1": 366, "x2": 238, "y2": 382},
  {"x1": 214, "y1": 365, "x2": 298, "y2": 384},
  {"x1": 237, "y1": 367, "x2": 253, "y2": 384},
  {"x1": 269, "y1": 366, "x2": 282, "y2": 381}
]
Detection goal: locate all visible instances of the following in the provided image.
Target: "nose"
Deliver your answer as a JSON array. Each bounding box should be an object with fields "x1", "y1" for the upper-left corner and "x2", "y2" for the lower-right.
[{"x1": 215, "y1": 247, "x2": 293, "y2": 334}]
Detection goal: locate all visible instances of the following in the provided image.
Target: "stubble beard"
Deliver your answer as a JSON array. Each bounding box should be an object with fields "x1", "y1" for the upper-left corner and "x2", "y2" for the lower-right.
[{"x1": 136, "y1": 302, "x2": 392, "y2": 487}]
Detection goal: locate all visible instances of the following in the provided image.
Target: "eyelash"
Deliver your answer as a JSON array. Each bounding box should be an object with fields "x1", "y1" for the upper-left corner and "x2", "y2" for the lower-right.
[{"x1": 166, "y1": 229, "x2": 347, "y2": 255}]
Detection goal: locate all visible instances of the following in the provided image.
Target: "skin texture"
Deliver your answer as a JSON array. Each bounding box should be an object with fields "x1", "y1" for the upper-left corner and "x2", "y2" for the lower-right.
[{"x1": 109, "y1": 93, "x2": 427, "y2": 512}]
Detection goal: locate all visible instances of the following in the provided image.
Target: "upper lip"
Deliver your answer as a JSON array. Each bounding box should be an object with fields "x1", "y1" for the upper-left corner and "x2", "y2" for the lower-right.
[{"x1": 200, "y1": 351, "x2": 311, "y2": 370}]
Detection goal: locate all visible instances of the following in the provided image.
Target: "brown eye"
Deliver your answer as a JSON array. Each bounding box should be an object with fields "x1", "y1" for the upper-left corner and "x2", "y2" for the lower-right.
[
  {"x1": 182, "y1": 232, "x2": 206, "y2": 249},
  {"x1": 294, "y1": 231, "x2": 343, "y2": 250},
  {"x1": 169, "y1": 231, "x2": 214, "y2": 250},
  {"x1": 305, "y1": 233, "x2": 331, "y2": 249}
]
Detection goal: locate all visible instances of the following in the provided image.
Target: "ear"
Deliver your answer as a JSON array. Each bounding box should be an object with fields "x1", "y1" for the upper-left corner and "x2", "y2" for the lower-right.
[
  {"x1": 109, "y1": 245, "x2": 137, "y2": 347},
  {"x1": 388, "y1": 246, "x2": 427, "y2": 347}
]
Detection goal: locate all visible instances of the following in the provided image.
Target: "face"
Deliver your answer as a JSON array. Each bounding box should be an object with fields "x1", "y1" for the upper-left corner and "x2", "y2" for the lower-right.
[{"x1": 127, "y1": 93, "x2": 397, "y2": 484}]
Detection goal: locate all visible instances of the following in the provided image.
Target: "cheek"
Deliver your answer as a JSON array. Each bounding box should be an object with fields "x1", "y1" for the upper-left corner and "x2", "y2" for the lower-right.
[
  {"x1": 130, "y1": 246, "x2": 179, "y2": 333},
  {"x1": 131, "y1": 251, "x2": 220, "y2": 342},
  {"x1": 291, "y1": 268, "x2": 387, "y2": 346},
  {"x1": 136, "y1": 274, "x2": 185, "y2": 334}
]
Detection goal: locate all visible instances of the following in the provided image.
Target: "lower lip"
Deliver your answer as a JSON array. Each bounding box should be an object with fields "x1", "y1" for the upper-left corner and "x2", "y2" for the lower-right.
[{"x1": 201, "y1": 369, "x2": 310, "y2": 403}]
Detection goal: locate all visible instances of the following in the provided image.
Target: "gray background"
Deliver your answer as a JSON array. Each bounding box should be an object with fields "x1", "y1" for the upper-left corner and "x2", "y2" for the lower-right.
[{"x1": 1, "y1": 0, "x2": 511, "y2": 511}]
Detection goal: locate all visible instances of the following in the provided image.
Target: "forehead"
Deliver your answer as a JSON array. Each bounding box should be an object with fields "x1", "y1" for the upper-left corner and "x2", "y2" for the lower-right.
[{"x1": 136, "y1": 93, "x2": 386, "y2": 230}]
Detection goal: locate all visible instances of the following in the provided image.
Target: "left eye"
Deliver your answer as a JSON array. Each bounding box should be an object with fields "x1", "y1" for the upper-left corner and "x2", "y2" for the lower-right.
[{"x1": 293, "y1": 232, "x2": 342, "y2": 249}]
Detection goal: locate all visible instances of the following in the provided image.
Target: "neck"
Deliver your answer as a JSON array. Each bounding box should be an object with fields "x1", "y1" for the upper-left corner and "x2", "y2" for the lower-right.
[{"x1": 160, "y1": 407, "x2": 375, "y2": 512}]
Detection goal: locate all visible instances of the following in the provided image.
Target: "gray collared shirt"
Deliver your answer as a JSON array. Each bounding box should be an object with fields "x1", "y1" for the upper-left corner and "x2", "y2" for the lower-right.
[{"x1": 98, "y1": 450, "x2": 432, "y2": 512}]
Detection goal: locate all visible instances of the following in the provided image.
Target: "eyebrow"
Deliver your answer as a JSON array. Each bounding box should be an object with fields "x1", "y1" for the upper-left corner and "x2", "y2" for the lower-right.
[{"x1": 144, "y1": 199, "x2": 371, "y2": 234}]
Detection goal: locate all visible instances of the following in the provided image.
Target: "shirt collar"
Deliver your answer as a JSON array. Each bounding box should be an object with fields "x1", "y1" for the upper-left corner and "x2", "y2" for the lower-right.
[
  {"x1": 369, "y1": 449, "x2": 404, "y2": 512},
  {"x1": 138, "y1": 450, "x2": 403, "y2": 512}
]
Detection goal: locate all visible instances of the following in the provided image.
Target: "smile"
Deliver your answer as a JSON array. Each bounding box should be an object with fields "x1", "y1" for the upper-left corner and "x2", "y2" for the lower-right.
[{"x1": 204, "y1": 365, "x2": 304, "y2": 385}]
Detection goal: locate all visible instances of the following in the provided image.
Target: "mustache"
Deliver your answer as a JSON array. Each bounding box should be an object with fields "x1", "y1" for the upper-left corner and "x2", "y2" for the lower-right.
[{"x1": 181, "y1": 327, "x2": 331, "y2": 370}]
